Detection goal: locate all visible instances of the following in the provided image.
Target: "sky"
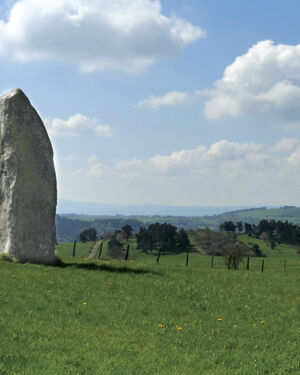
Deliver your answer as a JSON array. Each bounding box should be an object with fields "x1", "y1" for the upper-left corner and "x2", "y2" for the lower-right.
[{"x1": 1, "y1": 0, "x2": 300, "y2": 207}]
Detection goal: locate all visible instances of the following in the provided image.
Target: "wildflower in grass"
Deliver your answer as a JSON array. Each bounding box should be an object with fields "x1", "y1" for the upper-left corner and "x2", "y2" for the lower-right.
[
  {"x1": 82, "y1": 302, "x2": 87, "y2": 306},
  {"x1": 261, "y1": 320, "x2": 265, "y2": 324},
  {"x1": 47, "y1": 290, "x2": 52, "y2": 293},
  {"x1": 217, "y1": 317, "x2": 222, "y2": 321},
  {"x1": 177, "y1": 326, "x2": 182, "y2": 331},
  {"x1": 158, "y1": 324, "x2": 164, "y2": 328}
]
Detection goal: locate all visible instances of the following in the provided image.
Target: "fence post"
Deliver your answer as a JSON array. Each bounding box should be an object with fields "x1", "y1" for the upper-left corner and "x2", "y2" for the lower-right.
[
  {"x1": 186, "y1": 250, "x2": 189, "y2": 266},
  {"x1": 211, "y1": 256, "x2": 214, "y2": 269},
  {"x1": 247, "y1": 257, "x2": 250, "y2": 271},
  {"x1": 261, "y1": 259, "x2": 264, "y2": 272},
  {"x1": 228, "y1": 255, "x2": 231, "y2": 270},
  {"x1": 284, "y1": 260, "x2": 286, "y2": 272},
  {"x1": 156, "y1": 249, "x2": 161, "y2": 264},
  {"x1": 72, "y1": 240, "x2": 77, "y2": 257},
  {"x1": 125, "y1": 245, "x2": 130, "y2": 261},
  {"x1": 98, "y1": 241, "x2": 103, "y2": 260}
]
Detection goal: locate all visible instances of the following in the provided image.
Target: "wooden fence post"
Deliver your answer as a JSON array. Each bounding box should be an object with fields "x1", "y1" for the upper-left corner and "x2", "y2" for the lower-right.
[
  {"x1": 246, "y1": 257, "x2": 250, "y2": 271},
  {"x1": 228, "y1": 255, "x2": 231, "y2": 270},
  {"x1": 156, "y1": 249, "x2": 161, "y2": 264},
  {"x1": 98, "y1": 241, "x2": 103, "y2": 260},
  {"x1": 284, "y1": 260, "x2": 286, "y2": 272},
  {"x1": 72, "y1": 240, "x2": 77, "y2": 257},
  {"x1": 261, "y1": 259, "x2": 264, "y2": 272},
  {"x1": 125, "y1": 245, "x2": 130, "y2": 261},
  {"x1": 211, "y1": 256, "x2": 214, "y2": 269},
  {"x1": 186, "y1": 250, "x2": 189, "y2": 267}
]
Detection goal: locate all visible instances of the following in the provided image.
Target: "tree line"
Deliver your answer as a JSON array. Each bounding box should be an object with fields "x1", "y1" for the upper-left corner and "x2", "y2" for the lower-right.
[
  {"x1": 78, "y1": 222, "x2": 192, "y2": 257},
  {"x1": 220, "y1": 219, "x2": 300, "y2": 246},
  {"x1": 136, "y1": 223, "x2": 192, "y2": 254}
]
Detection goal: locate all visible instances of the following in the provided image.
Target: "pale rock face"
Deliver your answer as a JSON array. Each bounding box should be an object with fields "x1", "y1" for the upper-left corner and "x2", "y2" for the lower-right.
[{"x1": 0, "y1": 89, "x2": 57, "y2": 264}]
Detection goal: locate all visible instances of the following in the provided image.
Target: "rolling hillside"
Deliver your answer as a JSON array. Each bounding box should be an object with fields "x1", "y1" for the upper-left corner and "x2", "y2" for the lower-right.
[{"x1": 56, "y1": 206, "x2": 300, "y2": 242}]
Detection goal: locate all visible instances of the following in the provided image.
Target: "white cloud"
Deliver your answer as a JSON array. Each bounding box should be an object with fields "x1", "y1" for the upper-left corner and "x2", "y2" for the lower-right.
[
  {"x1": 135, "y1": 91, "x2": 191, "y2": 109},
  {"x1": 87, "y1": 155, "x2": 97, "y2": 164},
  {"x1": 270, "y1": 138, "x2": 298, "y2": 153},
  {"x1": 287, "y1": 146, "x2": 300, "y2": 166},
  {"x1": 46, "y1": 113, "x2": 113, "y2": 138},
  {"x1": 58, "y1": 138, "x2": 300, "y2": 205},
  {"x1": 87, "y1": 162, "x2": 107, "y2": 177},
  {"x1": 0, "y1": 0, "x2": 205, "y2": 72},
  {"x1": 115, "y1": 159, "x2": 143, "y2": 171},
  {"x1": 204, "y1": 40, "x2": 300, "y2": 122}
]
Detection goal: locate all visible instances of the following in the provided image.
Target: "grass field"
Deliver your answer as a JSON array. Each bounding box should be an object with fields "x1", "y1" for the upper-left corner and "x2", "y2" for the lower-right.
[{"x1": 0, "y1": 238, "x2": 299, "y2": 374}]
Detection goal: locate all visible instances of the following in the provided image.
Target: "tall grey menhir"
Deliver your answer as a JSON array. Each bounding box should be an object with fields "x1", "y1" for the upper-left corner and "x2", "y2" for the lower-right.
[{"x1": 0, "y1": 89, "x2": 57, "y2": 264}]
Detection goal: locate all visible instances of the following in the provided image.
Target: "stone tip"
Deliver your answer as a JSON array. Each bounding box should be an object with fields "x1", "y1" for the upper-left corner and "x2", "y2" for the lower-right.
[{"x1": 1, "y1": 88, "x2": 29, "y2": 101}]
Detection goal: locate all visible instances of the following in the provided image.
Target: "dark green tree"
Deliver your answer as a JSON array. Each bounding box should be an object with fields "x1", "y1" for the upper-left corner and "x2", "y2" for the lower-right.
[
  {"x1": 252, "y1": 244, "x2": 265, "y2": 257},
  {"x1": 220, "y1": 221, "x2": 236, "y2": 233},
  {"x1": 176, "y1": 228, "x2": 192, "y2": 252},
  {"x1": 244, "y1": 223, "x2": 253, "y2": 236},
  {"x1": 121, "y1": 224, "x2": 133, "y2": 240},
  {"x1": 236, "y1": 221, "x2": 243, "y2": 233},
  {"x1": 79, "y1": 227, "x2": 97, "y2": 242},
  {"x1": 136, "y1": 227, "x2": 155, "y2": 252}
]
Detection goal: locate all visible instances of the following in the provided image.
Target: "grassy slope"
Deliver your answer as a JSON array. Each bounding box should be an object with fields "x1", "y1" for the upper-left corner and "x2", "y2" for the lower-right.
[{"x1": 0, "y1": 240, "x2": 299, "y2": 374}]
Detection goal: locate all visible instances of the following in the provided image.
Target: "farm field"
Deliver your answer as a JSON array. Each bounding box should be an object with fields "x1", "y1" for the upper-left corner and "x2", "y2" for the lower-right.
[{"x1": 0, "y1": 240, "x2": 299, "y2": 374}]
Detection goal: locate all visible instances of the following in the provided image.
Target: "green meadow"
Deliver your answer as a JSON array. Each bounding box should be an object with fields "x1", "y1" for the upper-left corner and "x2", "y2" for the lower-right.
[{"x1": 0, "y1": 237, "x2": 299, "y2": 374}]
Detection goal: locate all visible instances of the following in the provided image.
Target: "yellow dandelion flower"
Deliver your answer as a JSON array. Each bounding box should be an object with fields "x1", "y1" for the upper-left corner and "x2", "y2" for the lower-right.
[
  {"x1": 158, "y1": 324, "x2": 164, "y2": 328},
  {"x1": 261, "y1": 320, "x2": 265, "y2": 324},
  {"x1": 217, "y1": 317, "x2": 222, "y2": 321},
  {"x1": 177, "y1": 326, "x2": 182, "y2": 331},
  {"x1": 82, "y1": 302, "x2": 87, "y2": 305}
]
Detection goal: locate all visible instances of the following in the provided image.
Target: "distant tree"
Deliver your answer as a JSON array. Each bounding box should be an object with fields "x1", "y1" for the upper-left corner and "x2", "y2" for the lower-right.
[
  {"x1": 193, "y1": 228, "x2": 250, "y2": 262},
  {"x1": 136, "y1": 227, "x2": 155, "y2": 253},
  {"x1": 159, "y1": 223, "x2": 178, "y2": 252},
  {"x1": 225, "y1": 241, "x2": 249, "y2": 270},
  {"x1": 236, "y1": 221, "x2": 243, "y2": 233},
  {"x1": 176, "y1": 228, "x2": 192, "y2": 252},
  {"x1": 136, "y1": 223, "x2": 185, "y2": 254},
  {"x1": 244, "y1": 223, "x2": 253, "y2": 236},
  {"x1": 79, "y1": 227, "x2": 97, "y2": 242},
  {"x1": 122, "y1": 224, "x2": 133, "y2": 240},
  {"x1": 107, "y1": 234, "x2": 123, "y2": 259},
  {"x1": 252, "y1": 244, "x2": 265, "y2": 257},
  {"x1": 220, "y1": 221, "x2": 236, "y2": 233}
]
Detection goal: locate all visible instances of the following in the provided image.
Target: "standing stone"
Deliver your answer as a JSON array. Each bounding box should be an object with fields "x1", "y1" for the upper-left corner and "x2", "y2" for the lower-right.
[{"x1": 0, "y1": 89, "x2": 57, "y2": 264}]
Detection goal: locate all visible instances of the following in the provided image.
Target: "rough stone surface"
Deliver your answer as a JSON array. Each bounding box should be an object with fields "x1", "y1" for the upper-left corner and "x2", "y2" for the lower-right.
[{"x1": 0, "y1": 89, "x2": 57, "y2": 264}]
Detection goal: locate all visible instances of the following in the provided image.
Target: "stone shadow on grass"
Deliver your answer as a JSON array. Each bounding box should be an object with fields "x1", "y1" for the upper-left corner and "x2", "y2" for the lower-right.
[{"x1": 53, "y1": 258, "x2": 163, "y2": 276}]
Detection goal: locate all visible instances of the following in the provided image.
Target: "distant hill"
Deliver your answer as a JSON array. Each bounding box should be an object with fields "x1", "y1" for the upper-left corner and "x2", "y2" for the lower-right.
[
  {"x1": 57, "y1": 199, "x2": 250, "y2": 217},
  {"x1": 211, "y1": 206, "x2": 300, "y2": 226},
  {"x1": 56, "y1": 206, "x2": 300, "y2": 242}
]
